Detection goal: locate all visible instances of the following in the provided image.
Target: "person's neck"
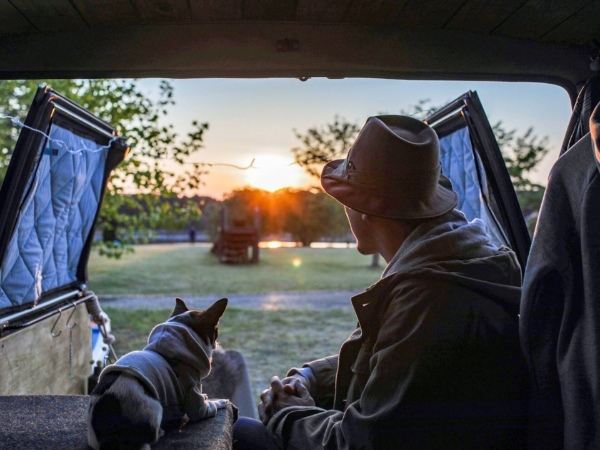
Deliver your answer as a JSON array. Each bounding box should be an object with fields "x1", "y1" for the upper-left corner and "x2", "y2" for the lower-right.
[{"x1": 371, "y1": 218, "x2": 420, "y2": 263}]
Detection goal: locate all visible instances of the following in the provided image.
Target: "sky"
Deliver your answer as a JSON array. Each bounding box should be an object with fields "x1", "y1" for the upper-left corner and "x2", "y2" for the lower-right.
[{"x1": 138, "y1": 78, "x2": 573, "y2": 200}]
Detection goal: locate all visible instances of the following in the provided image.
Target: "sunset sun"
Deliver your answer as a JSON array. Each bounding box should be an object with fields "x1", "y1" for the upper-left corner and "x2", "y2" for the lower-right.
[{"x1": 244, "y1": 154, "x2": 306, "y2": 192}]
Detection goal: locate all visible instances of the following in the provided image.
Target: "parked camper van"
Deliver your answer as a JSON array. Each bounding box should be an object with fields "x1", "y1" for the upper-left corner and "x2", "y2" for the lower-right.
[{"x1": 0, "y1": 2, "x2": 598, "y2": 448}]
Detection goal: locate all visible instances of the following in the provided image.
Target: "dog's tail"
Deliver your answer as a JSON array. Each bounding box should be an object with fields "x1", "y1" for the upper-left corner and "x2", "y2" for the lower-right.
[{"x1": 89, "y1": 374, "x2": 162, "y2": 450}]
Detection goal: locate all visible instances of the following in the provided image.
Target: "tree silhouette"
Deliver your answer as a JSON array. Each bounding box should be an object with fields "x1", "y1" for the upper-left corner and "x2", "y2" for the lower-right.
[
  {"x1": 292, "y1": 100, "x2": 552, "y2": 248},
  {"x1": 0, "y1": 79, "x2": 208, "y2": 257}
]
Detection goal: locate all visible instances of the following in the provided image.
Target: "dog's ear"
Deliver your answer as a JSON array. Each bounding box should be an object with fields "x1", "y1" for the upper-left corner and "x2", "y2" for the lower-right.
[
  {"x1": 170, "y1": 297, "x2": 189, "y2": 317},
  {"x1": 204, "y1": 298, "x2": 228, "y2": 326}
]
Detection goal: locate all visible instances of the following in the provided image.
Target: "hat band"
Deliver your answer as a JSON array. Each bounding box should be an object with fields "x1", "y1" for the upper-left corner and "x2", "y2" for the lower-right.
[{"x1": 344, "y1": 164, "x2": 442, "y2": 189}]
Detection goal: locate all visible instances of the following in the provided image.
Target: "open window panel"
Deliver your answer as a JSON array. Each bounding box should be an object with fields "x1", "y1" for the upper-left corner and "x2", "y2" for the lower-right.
[
  {"x1": 425, "y1": 91, "x2": 531, "y2": 271},
  {"x1": 0, "y1": 86, "x2": 128, "y2": 393}
]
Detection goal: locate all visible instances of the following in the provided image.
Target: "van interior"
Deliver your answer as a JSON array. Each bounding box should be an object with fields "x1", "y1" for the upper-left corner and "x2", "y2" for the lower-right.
[{"x1": 0, "y1": 1, "x2": 599, "y2": 448}]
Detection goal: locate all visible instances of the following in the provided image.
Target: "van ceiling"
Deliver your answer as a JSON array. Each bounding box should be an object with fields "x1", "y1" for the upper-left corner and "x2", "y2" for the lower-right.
[{"x1": 0, "y1": 0, "x2": 598, "y2": 95}]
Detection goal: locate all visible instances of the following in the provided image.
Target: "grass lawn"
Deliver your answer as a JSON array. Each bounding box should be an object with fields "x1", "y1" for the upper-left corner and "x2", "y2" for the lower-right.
[
  {"x1": 104, "y1": 306, "x2": 357, "y2": 402},
  {"x1": 88, "y1": 244, "x2": 380, "y2": 296},
  {"x1": 95, "y1": 244, "x2": 375, "y2": 404}
]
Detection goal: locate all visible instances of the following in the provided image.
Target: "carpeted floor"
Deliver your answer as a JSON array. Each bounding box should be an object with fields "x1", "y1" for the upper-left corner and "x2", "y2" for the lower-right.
[{"x1": 0, "y1": 395, "x2": 235, "y2": 450}]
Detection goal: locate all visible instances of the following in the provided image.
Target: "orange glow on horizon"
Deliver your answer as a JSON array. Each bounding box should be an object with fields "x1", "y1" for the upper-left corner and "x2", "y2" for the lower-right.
[{"x1": 244, "y1": 154, "x2": 306, "y2": 192}]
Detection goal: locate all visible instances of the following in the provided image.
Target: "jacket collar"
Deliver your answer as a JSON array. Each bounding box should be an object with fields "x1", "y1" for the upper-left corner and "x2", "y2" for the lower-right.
[{"x1": 351, "y1": 277, "x2": 396, "y2": 339}]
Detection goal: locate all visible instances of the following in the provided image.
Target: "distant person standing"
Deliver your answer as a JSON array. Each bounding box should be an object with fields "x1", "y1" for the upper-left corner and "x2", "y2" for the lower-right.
[{"x1": 189, "y1": 228, "x2": 196, "y2": 244}]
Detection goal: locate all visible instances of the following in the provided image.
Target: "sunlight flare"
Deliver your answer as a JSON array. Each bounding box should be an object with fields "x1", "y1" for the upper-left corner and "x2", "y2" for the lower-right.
[{"x1": 244, "y1": 154, "x2": 305, "y2": 192}]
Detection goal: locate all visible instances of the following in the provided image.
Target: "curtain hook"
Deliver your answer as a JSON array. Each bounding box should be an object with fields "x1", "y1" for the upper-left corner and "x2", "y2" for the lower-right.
[
  {"x1": 50, "y1": 309, "x2": 63, "y2": 337},
  {"x1": 66, "y1": 303, "x2": 78, "y2": 330}
]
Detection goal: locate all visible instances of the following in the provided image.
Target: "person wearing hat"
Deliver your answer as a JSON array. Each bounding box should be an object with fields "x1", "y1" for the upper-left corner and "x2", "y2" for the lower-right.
[{"x1": 233, "y1": 115, "x2": 528, "y2": 449}]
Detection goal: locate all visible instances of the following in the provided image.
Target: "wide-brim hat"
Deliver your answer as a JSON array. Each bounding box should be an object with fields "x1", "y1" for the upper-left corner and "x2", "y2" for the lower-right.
[{"x1": 321, "y1": 115, "x2": 458, "y2": 220}]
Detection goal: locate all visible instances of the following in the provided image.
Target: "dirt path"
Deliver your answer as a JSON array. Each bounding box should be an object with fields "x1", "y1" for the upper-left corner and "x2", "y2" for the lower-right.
[{"x1": 99, "y1": 289, "x2": 360, "y2": 311}]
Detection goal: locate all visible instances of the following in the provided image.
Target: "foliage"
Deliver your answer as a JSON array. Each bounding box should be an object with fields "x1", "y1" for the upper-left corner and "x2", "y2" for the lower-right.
[
  {"x1": 492, "y1": 121, "x2": 549, "y2": 222},
  {"x1": 211, "y1": 187, "x2": 351, "y2": 246},
  {"x1": 276, "y1": 188, "x2": 349, "y2": 246},
  {"x1": 291, "y1": 115, "x2": 360, "y2": 178},
  {"x1": 408, "y1": 99, "x2": 549, "y2": 226},
  {"x1": 399, "y1": 98, "x2": 438, "y2": 120},
  {"x1": 292, "y1": 100, "x2": 551, "y2": 233},
  {"x1": 0, "y1": 79, "x2": 209, "y2": 258},
  {"x1": 219, "y1": 187, "x2": 275, "y2": 237}
]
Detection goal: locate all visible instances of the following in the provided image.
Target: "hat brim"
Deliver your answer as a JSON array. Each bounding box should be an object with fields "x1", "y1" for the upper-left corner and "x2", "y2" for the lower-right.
[{"x1": 321, "y1": 159, "x2": 459, "y2": 220}]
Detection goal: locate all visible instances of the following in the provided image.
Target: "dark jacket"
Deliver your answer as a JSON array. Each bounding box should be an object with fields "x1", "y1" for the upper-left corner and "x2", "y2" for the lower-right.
[
  {"x1": 520, "y1": 130, "x2": 600, "y2": 449},
  {"x1": 100, "y1": 320, "x2": 216, "y2": 425},
  {"x1": 268, "y1": 210, "x2": 529, "y2": 449}
]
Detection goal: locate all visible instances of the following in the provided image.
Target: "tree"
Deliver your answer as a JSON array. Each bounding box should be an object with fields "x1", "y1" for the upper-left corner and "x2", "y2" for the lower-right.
[
  {"x1": 291, "y1": 116, "x2": 376, "y2": 262},
  {"x1": 292, "y1": 102, "x2": 552, "y2": 249},
  {"x1": 217, "y1": 187, "x2": 274, "y2": 237},
  {"x1": 399, "y1": 100, "x2": 550, "y2": 226},
  {"x1": 0, "y1": 79, "x2": 208, "y2": 257},
  {"x1": 492, "y1": 121, "x2": 549, "y2": 227},
  {"x1": 291, "y1": 115, "x2": 361, "y2": 178},
  {"x1": 276, "y1": 188, "x2": 350, "y2": 246},
  {"x1": 210, "y1": 187, "x2": 350, "y2": 247}
]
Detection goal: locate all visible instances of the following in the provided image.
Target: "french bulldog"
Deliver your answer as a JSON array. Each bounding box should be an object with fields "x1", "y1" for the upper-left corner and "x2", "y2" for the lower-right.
[{"x1": 87, "y1": 297, "x2": 229, "y2": 450}]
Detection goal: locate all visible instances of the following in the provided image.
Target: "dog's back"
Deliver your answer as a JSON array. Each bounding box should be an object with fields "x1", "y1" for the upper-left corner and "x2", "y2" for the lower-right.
[
  {"x1": 87, "y1": 297, "x2": 228, "y2": 449},
  {"x1": 87, "y1": 372, "x2": 163, "y2": 450}
]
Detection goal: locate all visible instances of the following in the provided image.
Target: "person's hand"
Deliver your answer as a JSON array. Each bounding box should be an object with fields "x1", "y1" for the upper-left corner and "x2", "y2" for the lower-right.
[
  {"x1": 258, "y1": 376, "x2": 315, "y2": 425},
  {"x1": 258, "y1": 395, "x2": 272, "y2": 425},
  {"x1": 258, "y1": 375, "x2": 287, "y2": 425},
  {"x1": 274, "y1": 377, "x2": 315, "y2": 410},
  {"x1": 262, "y1": 375, "x2": 310, "y2": 415}
]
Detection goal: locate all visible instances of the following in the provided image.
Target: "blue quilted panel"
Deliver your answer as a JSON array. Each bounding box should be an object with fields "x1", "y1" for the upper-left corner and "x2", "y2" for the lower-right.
[
  {"x1": 0, "y1": 124, "x2": 108, "y2": 309},
  {"x1": 439, "y1": 127, "x2": 506, "y2": 247}
]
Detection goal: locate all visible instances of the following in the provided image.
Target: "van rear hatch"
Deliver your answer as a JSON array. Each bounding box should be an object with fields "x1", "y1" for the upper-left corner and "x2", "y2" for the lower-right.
[{"x1": 0, "y1": 86, "x2": 128, "y2": 394}]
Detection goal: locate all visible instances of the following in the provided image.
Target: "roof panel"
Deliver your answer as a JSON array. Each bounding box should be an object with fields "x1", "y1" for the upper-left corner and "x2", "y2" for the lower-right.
[
  {"x1": 0, "y1": 1, "x2": 594, "y2": 88},
  {"x1": 0, "y1": 22, "x2": 588, "y2": 93},
  {"x1": 541, "y1": 1, "x2": 600, "y2": 45},
  {"x1": 395, "y1": 0, "x2": 466, "y2": 28},
  {"x1": 0, "y1": 3, "x2": 36, "y2": 34},
  {"x1": 70, "y1": 0, "x2": 141, "y2": 27},
  {"x1": 242, "y1": 0, "x2": 298, "y2": 21},
  {"x1": 343, "y1": 0, "x2": 407, "y2": 25},
  {"x1": 134, "y1": 0, "x2": 191, "y2": 23},
  {"x1": 9, "y1": 0, "x2": 87, "y2": 32},
  {"x1": 445, "y1": 0, "x2": 525, "y2": 33},
  {"x1": 296, "y1": 0, "x2": 352, "y2": 22},
  {"x1": 493, "y1": 0, "x2": 592, "y2": 40},
  {"x1": 189, "y1": 0, "x2": 243, "y2": 21}
]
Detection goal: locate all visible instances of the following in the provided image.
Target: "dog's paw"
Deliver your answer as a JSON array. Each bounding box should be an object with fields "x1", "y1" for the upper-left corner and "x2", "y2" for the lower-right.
[
  {"x1": 212, "y1": 399, "x2": 230, "y2": 410},
  {"x1": 205, "y1": 399, "x2": 229, "y2": 417}
]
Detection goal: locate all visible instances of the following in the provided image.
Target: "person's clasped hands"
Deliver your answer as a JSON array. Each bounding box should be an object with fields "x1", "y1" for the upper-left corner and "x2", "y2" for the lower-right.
[{"x1": 258, "y1": 375, "x2": 316, "y2": 425}]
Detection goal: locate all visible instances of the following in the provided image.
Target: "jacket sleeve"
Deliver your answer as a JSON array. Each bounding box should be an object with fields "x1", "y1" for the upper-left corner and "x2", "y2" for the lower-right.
[
  {"x1": 267, "y1": 281, "x2": 474, "y2": 450},
  {"x1": 287, "y1": 354, "x2": 338, "y2": 409},
  {"x1": 184, "y1": 382, "x2": 217, "y2": 421}
]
